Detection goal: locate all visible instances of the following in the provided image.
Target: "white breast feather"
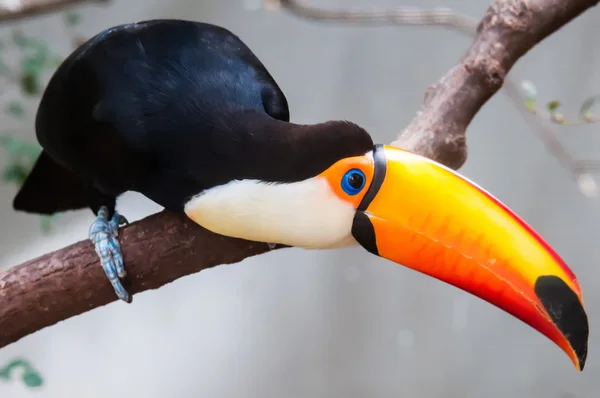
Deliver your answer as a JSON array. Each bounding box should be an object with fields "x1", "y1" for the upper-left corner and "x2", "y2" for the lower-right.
[{"x1": 183, "y1": 177, "x2": 358, "y2": 249}]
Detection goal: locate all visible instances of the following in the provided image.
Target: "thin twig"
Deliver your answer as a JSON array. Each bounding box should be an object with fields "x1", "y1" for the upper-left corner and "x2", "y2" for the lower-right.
[
  {"x1": 264, "y1": 0, "x2": 477, "y2": 34},
  {"x1": 505, "y1": 78, "x2": 600, "y2": 173}
]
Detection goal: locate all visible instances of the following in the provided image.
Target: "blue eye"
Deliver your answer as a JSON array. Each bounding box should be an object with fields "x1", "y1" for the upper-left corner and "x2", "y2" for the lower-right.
[{"x1": 341, "y1": 169, "x2": 366, "y2": 195}]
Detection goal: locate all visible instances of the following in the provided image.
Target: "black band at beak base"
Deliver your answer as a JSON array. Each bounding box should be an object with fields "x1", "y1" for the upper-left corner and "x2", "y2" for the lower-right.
[
  {"x1": 352, "y1": 144, "x2": 388, "y2": 256},
  {"x1": 357, "y1": 144, "x2": 387, "y2": 211}
]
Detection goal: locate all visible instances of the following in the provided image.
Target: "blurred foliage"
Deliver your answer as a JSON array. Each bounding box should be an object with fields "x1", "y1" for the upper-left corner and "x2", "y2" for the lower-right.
[
  {"x1": 0, "y1": 135, "x2": 56, "y2": 232},
  {"x1": 0, "y1": 10, "x2": 85, "y2": 389},
  {"x1": 65, "y1": 11, "x2": 82, "y2": 27},
  {"x1": 521, "y1": 80, "x2": 600, "y2": 125},
  {"x1": 0, "y1": 135, "x2": 40, "y2": 185},
  {"x1": 0, "y1": 10, "x2": 84, "y2": 234},
  {"x1": 6, "y1": 101, "x2": 24, "y2": 117},
  {"x1": 0, "y1": 358, "x2": 43, "y2": 388},
  {"x1": 521, "y1": 80, "x2": 600, "y2": 198}
]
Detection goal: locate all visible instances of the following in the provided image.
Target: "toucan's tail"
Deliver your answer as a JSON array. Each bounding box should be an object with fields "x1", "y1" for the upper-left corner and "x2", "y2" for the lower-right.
[{"x1": 13, "y1": 150, "x2": 90, "y2": 215}]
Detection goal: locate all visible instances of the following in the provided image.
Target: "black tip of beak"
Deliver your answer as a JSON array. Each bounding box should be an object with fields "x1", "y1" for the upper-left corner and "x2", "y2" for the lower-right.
[{"x1": 534, "y1": 275, "x2": 589, "y2": 370}]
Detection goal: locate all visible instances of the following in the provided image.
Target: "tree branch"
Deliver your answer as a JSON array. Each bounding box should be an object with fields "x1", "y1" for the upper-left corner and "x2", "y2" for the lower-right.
[
  {"x1": 0, "y1": 211, "x2": 281, "y2": 349},
  {"x1": 0, "y1": 0, "x2": 598, "y2": 350},
  {"x1": 393, "y1": 0, "x2": 598, "y2": 168},
  {"x1": 0, "y1": 0, "x2": 108, "y2": 23},
  {"x1": 270, "y1": 1, "x2": 600, "y2": 181},
  {"x1": 264, "y1": 0, "x2": 478, "y2": 34}
]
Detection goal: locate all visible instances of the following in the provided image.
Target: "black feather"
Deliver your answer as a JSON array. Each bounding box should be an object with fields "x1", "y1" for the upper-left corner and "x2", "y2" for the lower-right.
[
  {"x1": 14, "y1": 19, "x2": 372, "y2": 216},
  {"x1": 13, "y1": 150, "x2": 115, "y2": 215}
]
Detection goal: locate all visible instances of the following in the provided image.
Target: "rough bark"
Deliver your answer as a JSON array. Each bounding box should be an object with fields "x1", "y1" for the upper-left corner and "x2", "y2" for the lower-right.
[
  {"x1": 0, "y1": 0, "x2": 108, "y2": 22},
  {"x1": 391, "y1": 0, "x2": 599, "y2": 169},
  {"x1": 0, "y1": 212, "x2": 281, "y2": 348},
  {"x1": 0, "y1": 0, "x2": 598, "y2": 350}
]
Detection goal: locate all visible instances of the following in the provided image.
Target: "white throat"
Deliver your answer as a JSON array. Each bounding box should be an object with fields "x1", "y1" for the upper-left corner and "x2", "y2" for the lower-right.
[{"x1": 184, "y1": 177, "x2": 358, "y2": 249}]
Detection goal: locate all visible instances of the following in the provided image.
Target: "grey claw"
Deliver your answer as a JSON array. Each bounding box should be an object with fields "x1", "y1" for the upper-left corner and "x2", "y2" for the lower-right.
[
  {"x1": 89, "y1": 206, "x2": 131, "y2": 303},
  {"x1": 118, "y1": 215, "x2": 129, "y2": 226}
]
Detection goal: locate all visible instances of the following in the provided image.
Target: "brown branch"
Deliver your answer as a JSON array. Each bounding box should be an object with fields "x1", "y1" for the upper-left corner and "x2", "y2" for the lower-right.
[
  {"x1": 0, "y1": 212, "x2": 282, "y2": 349},
  {"x1": 0, "y1": 0, "x2": 598, "y2": 350},
  {"x1": 264, "y1": 0, "x2": 478, "y2": 34},
  {"x1": 504, "y1": 79, "x2": 600, "y2": 175},
  {"x1": 0, "y1": 0, "x2": 108, "y2": 23},
  {"x1": 271, "y1": 1, "x2": 600, "y2": 179},
  {"x1": 391, "y1": 0, "x2": 599, "y2": 168}
]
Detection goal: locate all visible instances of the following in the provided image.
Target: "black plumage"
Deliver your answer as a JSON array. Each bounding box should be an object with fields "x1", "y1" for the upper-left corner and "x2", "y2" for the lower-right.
[{"x1": 13, "y1": 19, "x2": 373, "y2": 218}]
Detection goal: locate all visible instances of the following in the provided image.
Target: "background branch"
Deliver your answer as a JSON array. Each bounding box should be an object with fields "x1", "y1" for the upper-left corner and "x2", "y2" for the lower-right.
[
  {"x1": 392, "y1": 0, "x2": 600, "y2": 167},
  {"x1": 0, "y1": 0, "x2": 598, "y2": 350},
  {"x1": 268, "y1": 0, "x2": 600, "y2": 183},
  {"x1": 0, "y1": 0, "x2": 107, "y2": 23},
  {"x1": 264, "y1": 0, "x2": 477, "y2": 34}
]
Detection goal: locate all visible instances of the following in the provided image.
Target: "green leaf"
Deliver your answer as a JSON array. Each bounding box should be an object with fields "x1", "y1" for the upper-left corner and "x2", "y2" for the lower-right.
[
  {"x1": 0, "y1": 58, "x2": 11, "y2": 74},
  {"x1": 580, "y1": 95, "x2": 599, "y2": 121},
  {"x1": 21, "y1": 55, "x2": 45, "y2": 78},
  {"x1": 0, "y1": 365, "x2": 10, "y2": 380},
  {"x1": 39, "y1": 214, "x2": 54, "y2": 234},
  {"x1": 5, "y1": 101, "x2": 24, "y2": 118},
  {"x1": 0, "y1": 135, "x2": 24, "y2": 155},
  {"x1": 581, "y1": 96, "x2": 599, "y2": 113},
  {"x1": 22, "y1": 370, "x2": 43, "y2": 387},
  {"x1": 11, "y1": 30, "x2": 28, "y2": 47},
  {"x1": 0, "y1": 136, "x2": 42, "y2": 164},
  {"x1": 22, "y1": 143, "x2": 42, "y2": 162},
  {"x1": 16, "y1": 34, "x2": 49, "y2": 85},
  {"x1": 28, "y1": 39, "x2": 48, "y2": 57},
  {"x1": 12, "y1": 30, "x2": 48, "y2": 52},
  {"x1": 65, "y1": 11, "x2": 81, "y2": 26},
  {"x1": 547, "y1": 100, "x2": 561, "y2": 112},
  {"x1": 524, "y1": 98, "x2": 536, "y2": 112},
  {"x1": 0, "y1": 359, "x2": 43, "y2": 388},
  {"x1": 0, "y1": 135, "x2": 16, "y2": 149},
  {"x1": 20, "y1": 71, "x2": 39, "y2": 95},
  {"x1": 521, "y1": 80, "x2": 537, "y2": 112},
  {"x1": 0, "y1": 55, "x2": 9, "y2": 70},
  {"x1": 3, "y1": 163, "x2": 31, "y2": 185}
]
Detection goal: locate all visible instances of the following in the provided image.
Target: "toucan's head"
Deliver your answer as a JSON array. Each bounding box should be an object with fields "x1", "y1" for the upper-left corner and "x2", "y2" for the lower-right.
[{"x1": 185, "y1": 143, "x2": 588, "y2": 371}]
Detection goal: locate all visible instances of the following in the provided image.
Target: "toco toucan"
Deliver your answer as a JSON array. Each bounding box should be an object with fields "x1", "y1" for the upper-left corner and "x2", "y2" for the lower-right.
[{"x1": 12, "y1": 19, "x2": 588, "y2": 371}]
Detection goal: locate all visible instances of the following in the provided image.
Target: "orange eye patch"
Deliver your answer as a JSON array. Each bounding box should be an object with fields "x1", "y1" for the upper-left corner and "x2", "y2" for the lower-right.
[{"x1": 317, "y1": 154, "x2": 374, "y2": 208}]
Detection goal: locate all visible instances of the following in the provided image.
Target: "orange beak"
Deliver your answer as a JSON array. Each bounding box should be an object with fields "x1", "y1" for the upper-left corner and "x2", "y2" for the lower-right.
[{"x1": 352, "y1": 145, "x2": 588, "y2": 371}]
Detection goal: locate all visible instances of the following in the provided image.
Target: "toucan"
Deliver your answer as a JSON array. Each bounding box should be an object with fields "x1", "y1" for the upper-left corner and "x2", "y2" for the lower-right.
[{"x1": 12, "y1": 19, "x2": 588, "y2": 371}]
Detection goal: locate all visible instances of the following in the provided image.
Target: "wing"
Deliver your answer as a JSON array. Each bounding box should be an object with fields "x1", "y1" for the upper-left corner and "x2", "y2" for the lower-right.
[
  {"x1": 38, "y1": 19, "x2": 290, "y2": 152},
  {"x1": 84, "y1": 19, "x2": 289, "y2": 141},
  {"x1": 34, "y1": 19, "x2": 291, "y2": 210}
]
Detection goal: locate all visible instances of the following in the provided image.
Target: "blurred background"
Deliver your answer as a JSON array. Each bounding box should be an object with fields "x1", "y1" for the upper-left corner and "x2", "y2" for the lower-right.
[{"x1": 0, "y1": 0, "x2": 599, "y2": 397}]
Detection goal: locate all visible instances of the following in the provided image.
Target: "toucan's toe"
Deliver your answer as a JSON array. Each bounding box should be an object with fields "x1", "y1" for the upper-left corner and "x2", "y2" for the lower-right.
[{"x1": 89, "y1": 206, "x2": 131, "y2": 303}]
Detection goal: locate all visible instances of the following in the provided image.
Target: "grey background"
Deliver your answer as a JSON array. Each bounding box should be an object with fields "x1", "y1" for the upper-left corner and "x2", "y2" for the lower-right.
[{"x1": 0, "y1": 0, "x2": 599, "y2": 397}]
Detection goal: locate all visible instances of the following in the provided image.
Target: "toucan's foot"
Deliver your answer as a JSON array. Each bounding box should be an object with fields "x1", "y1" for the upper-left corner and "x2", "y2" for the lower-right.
[
  {"x1": 88, "y1": 206, "x2": 131, "y2": 303},
  {"x1": 267, "y1": 242, "x2": 277, "y2": 250}
]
